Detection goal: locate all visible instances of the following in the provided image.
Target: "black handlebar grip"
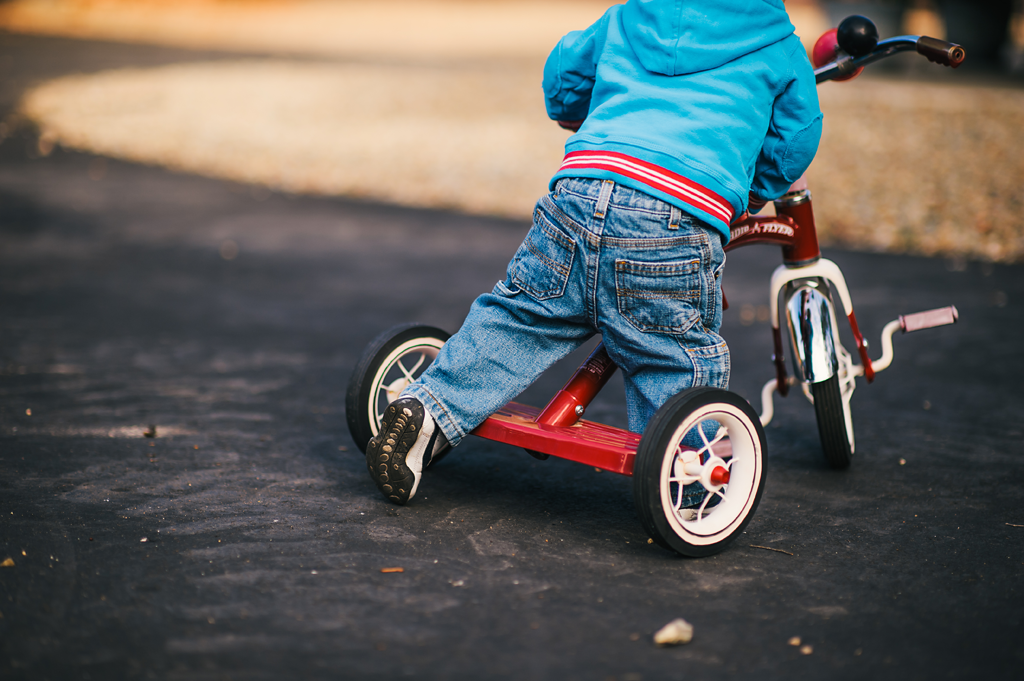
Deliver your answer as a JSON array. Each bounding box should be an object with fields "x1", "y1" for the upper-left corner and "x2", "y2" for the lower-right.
[{"x1": 916, "y1": 36, "x2": 966, "y2": 68}]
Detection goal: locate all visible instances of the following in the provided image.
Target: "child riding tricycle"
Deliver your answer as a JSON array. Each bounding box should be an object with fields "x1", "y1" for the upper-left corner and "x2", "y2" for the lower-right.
[{"x1": 346, "y1": 5, "x2": 962, "y2": 557}]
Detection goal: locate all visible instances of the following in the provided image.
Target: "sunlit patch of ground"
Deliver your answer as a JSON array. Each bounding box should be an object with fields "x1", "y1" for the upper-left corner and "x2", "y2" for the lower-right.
[
  {"x1": 20, "y1": 61, "x2": 568, "y2": 217},
  {"x1": 5, "y1": 0, "x2": 1023, "y2": 261}
]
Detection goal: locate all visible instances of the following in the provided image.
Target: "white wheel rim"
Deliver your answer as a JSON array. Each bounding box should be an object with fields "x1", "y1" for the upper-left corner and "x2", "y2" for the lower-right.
[
  {"x1": 659, "y1": 403, "x2": 762, "y2": 546},
  {"x1": 365, "y1": 338, "x2": 444, "y2": 437}
]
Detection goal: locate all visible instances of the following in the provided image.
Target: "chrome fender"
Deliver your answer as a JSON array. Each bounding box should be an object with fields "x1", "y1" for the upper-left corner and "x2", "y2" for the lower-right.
[{"x1": 784, "y1": 283, "x2": 838, "y2": 383}]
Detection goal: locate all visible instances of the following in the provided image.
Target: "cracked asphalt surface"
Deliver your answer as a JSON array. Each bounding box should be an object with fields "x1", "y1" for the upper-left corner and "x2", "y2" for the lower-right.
[{"x1": 1, "y1": 30, "x2": 1023, "y2": 681}]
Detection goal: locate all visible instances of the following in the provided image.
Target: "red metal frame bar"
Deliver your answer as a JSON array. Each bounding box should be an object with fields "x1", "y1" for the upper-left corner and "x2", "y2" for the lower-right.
[
  {"x1": 846, "y1": 311, "x2": 875, "y2": 383},
  {"x1": 471, "y1": 401, "x2": 640, "y2": 475},
  {"x1": 725, "y1": 191, "x2": 822, "y2": 266},
  {"x1": 725, "y1": 214, "x2": 799, "y2": 252},
  {"x1": 472, "y1": 401, "x2": 735, "y2": 476},
  {"x1": 775, "y1": 192, "x2": 822, "y2": 265},
  {"x1": 536, "y1": 343, "x2": 618, "y2": 427}
]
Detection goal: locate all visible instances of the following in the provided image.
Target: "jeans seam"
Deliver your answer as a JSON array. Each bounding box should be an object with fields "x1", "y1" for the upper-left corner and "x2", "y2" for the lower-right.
[
  {"x1": 589, "y1": 240, "x2": 599, "y2": 326},
  {"x1": 601, "y1": 234, "x2": 705, "y2": 248},
  {"x1": 541, "y1": 194, "x2": 601, "y2": 251},
  {"x1": 535, "y1": 209, "x2": 576, "y2": 253},
  {"x1": 677, "y1": 339, "x2": 730, "y2": 388},
  {"x1": 513, "y1": 211, "x2": 576, "y2": 300},
  {"x1": 524, "y1": 236, "x2": 570, "y2": 278},
  {"x1": 619, "y1": 290, "x2": 699, "y2": 300},
  {"x1": 540, "y1": 194, "x2": 583, "y2": 237},
  {"x1": 615, "y1": 258, "x2": 700, "y2": 276}
]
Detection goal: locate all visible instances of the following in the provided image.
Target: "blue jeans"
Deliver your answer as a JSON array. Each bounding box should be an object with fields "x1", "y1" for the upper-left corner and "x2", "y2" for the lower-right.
[{"x1": 403, "y1": 177, "x2": 730, "y2": 447}]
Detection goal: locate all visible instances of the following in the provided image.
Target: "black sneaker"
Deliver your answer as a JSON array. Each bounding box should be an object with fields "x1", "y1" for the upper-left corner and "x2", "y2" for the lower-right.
[{"x1": 366, "y1": 397, "x2": 447, "y2": 505}]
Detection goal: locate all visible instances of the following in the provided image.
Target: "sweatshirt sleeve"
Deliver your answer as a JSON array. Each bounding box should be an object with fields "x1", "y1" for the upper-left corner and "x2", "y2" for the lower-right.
[
  {"x1": 749, "y1": 43, "x2": 823, "y2": 203},
  {"x1": 542, "y1": 21, "x2": 603, "y2": 122}
]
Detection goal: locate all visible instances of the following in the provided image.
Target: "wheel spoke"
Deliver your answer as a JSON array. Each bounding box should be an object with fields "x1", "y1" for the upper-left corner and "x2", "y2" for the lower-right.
[
  {"x1": 672, "y1": 482, "x2": 685, "y2": 513},
  {"x1": 671, "y1": 444, "x2": 686, "y2": 511},
  {"x1": 375, "y1": 383, "x2": 391, "y2": 423},
  {"x1": 375, "y1": 352, "x2": 429, "y2": 426},
  {"x1": 694, "y1": 491, "x2": 713, "y2": 525},
  {"x1": 698, "y1": 424, "x2": 711, "y2": 449},
  {"x1": 397, "y1": 353, "x2": 427, "y2": 382},
  {"x1": 696, "y1": 423, "x2": 727, "y2": 460}
]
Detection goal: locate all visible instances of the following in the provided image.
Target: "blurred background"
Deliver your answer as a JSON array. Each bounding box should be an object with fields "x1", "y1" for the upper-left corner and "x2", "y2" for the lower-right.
[{"x1": 1, "y1": 0, "x2": 1022, "y2": 261}]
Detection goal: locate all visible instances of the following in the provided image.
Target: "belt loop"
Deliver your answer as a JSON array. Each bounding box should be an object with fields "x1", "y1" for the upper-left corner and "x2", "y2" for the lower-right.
[
  {"x1": 668, "y1": 205, "x2": 682, "y2": 231},
  {"x1": 593, "y1": 180, "x2": 614, "y2": 219}
]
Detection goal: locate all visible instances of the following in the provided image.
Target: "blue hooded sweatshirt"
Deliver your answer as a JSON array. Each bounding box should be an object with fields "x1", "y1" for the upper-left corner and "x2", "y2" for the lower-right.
[{"x1": 543, "y1": 0, "x2": 823, "y2": 240}]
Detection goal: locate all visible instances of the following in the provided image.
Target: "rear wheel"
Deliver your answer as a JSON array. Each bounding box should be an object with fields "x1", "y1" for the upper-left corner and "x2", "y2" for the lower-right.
[
  {"x1": 633, "y1": 387, "x2": 767, "y2": 557},
  {"x1": 811, "y1": 374, "x2": 854, "y2": 469},
  {"x1": 345, "y1": 324, "x2": 449, "y2": 453}
]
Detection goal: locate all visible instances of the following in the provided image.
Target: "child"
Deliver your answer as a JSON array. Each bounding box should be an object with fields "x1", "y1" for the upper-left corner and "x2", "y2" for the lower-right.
[{"x1": 366, "y1": 0, "x2": 822, "y2": 505}]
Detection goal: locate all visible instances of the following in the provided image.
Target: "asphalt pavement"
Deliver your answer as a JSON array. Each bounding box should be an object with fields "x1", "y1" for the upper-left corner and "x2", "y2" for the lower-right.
[{"x1": 1, "y1": 31, "x2": 1023, "y2": 681}]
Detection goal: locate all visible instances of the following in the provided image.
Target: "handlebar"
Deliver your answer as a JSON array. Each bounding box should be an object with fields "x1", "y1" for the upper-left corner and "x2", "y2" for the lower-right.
[
  {"x1": 899, "y1": 305, "x2": 959, "y2": 333},
  {"x1": 815, "y1": 34, "x2": 965, "y2": 84},
  {"x1": 916, "y1": 36, "x2": 967, "y2": 68}
]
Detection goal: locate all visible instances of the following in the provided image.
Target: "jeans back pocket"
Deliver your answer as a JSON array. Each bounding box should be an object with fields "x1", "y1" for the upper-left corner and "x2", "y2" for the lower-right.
[
  {"x1": 615, "y1": 258, "x2": 702, "y2": 335},
  {"x1": 508, "y1": 208, "x2": 576, "y2": 301}
]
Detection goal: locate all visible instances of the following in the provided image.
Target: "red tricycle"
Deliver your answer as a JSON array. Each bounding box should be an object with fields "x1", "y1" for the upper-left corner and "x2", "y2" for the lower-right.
[{"x1": 346, "y1": 17, "x2": 963, "y2": 557}]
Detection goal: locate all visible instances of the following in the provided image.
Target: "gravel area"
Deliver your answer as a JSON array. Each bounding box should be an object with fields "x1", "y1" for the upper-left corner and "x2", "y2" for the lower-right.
[
  {"x1": 5, "y1": 0, "x2": 1023, "y2": 261},
  {"x1": 811, "y1": 79, "x2": 1024, "y2": 262},
  {"x1": 18, "y1": 61, "x2": 568, "y2": 217}
]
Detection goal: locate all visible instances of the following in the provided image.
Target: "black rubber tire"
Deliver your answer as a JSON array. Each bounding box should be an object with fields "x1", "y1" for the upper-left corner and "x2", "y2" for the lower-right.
[
  {"x1": 811, "y1": 374, "x2": 853, "y2": 469},
  {"x1": 345, "y1": 323, "x2": 450, "y2": 454},
  {"x1": 633, "y1": 387, "x2": 767, "y2": 557}
]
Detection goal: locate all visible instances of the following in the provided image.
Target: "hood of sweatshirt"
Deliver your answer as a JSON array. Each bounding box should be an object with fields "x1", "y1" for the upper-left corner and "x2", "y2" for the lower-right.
[{"x1": 619, "y1": 0, "x2": 796, "y2": 76}]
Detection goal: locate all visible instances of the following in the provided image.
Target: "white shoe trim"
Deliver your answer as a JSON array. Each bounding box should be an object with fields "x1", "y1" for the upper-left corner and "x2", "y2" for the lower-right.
[{"x1": 404, "y1": 413, "x2": 435, "y2": 501}]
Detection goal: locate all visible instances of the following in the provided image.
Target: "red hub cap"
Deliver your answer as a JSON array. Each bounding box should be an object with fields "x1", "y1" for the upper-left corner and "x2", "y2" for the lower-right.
[{"x1": 710, "y1": 466, "x2": 730, "y2": 486}]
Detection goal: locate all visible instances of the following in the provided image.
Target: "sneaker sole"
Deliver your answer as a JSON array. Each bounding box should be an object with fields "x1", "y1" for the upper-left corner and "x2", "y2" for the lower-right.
[{"x1": 366, "y1": 400, "x2": 424, "y2": 505}]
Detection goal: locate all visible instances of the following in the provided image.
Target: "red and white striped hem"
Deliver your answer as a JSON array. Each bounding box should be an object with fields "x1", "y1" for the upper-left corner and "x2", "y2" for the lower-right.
[{"x1": 557, "y1": 150, "x2": 735, "y2": 225}]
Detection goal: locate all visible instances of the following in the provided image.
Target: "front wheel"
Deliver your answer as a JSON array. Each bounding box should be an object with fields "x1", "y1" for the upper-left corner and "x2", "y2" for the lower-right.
[
  {"x1": 345, "y1": 323, "x2": 449, "y2": 453},
  {"x1": 633, "y1": 387, "x2": 767, "y2": 557},
  {"x1": 811, "y1": 374, "x2": 854, "y2": 469}
]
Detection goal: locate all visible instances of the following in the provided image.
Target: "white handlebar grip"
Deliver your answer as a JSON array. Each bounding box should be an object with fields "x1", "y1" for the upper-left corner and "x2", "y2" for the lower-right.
[{"x1": 900, "y1": 306, "x2": 959, "y2": 333}]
